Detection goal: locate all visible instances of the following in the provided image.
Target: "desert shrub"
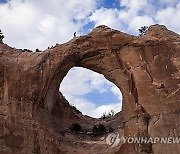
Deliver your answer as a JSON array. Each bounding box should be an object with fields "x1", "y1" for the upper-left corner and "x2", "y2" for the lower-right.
[
  {"x1": 101, "y1": 113, "x2": 107, "y2": 119},
  {"x1": 98, "y1": 124, "x2": 106, "y2": 135},
  {"x1": 69, "y1": 123, "x2": 82, "y2": 132},
  {"x1": 101, "y1": 110, "x2": 115, "y2": 119},
  {"x1": 35, "y1": 48, "x2": 41, "y2": 52},
  {"x1": 92, "y1": 125, "x2": 98, "y2": 135},
  {"x1": 138, "y1": 26, "x2": 148, "y2": 36},
  {"x1": 92, "y1": 124, "x2": 106, "y2": 136},
  {"x1": 23, "y1": 49, "x2": 32, "y2": 52}
]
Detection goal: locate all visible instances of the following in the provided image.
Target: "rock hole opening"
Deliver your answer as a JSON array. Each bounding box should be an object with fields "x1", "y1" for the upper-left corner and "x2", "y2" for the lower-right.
[{"x1": 60, "y1": 67, "x2": 123, "y2": 118}]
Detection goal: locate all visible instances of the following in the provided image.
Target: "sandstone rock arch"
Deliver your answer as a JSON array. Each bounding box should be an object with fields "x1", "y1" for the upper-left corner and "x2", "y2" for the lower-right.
[
  {"x1": 0, "y1": 25, "x2": 179, "y2": 153},
  {"x1": 43, "y1": 26, "x2": 138, "y2": 122}
]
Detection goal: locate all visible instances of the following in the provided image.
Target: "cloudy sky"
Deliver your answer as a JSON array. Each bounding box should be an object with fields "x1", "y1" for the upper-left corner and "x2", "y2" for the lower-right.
[{"x1": 0, "y1": 0, "x2": 180, "y2": 118}]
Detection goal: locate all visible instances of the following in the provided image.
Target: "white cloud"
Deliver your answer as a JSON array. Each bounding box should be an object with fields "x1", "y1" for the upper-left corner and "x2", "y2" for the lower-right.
[
  {"x1": 60, "y1": 67, "x2": 110, "y2": 96},
  {"x1": 60, "y1": 67, "x2": 118, "y2": 96},
  {"x1": 155, "y1": 3, "x2": 180, "y2": 33},
  {"x1": 120, "y1": 0, "x2": 148, "y2": 12},
  {"x1": 89, "y1": 0, "x2": 180, "y2": 35},
  {"x1": 65, "y1": 95, "x2": 122, "y2": 118},
  {"x1": 60, "y1": 67, "x2": 122, "y2": 118},
  {"x1": 128, "y1": 15, "x2": 154, "y2": 32},
  {"x1": 111, "y1": 85, "x2": 122, "y2": 100},
  {"x1": 60, "y1": 68, "x2": 92, "y2": 96},
  {"x1": 159, "y1": 0, "x2": 179, "y2": 6},
  {"x1": 0, "y1": 0, "x2": 99, "y2": 50},
  {"x1": 89, "y1": 8, "x2": 121, "y2": 30},
  {"x1": 89, "y1": 1, "x2": 154, "y2": 34},
  {"x1": 1, "y1": 0, "x2": 180, "y2": 50},
  {"x1": 0, "y1": 0, "x2": 180, "y2": 51}
]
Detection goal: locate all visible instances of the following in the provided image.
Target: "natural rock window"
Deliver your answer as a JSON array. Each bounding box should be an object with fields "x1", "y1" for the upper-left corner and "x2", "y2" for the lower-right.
[{"x1": 60, "y1": 67, "x2": 122, "y2": 118}]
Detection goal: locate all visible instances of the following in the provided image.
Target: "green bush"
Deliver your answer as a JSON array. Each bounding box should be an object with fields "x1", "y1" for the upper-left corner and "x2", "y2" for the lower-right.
[
  {"x1": 92, "y1": 125, "x2": 98, "y2": 135},
  {"x1": 69, "y1": 123, "x2": 82, "y2": 132},
  {"x1": 92, "y1": 124, "x2": 106, "y2": 136},
  {"x1": 98, "y1": 124, "x2": 106, "y2": 135}
]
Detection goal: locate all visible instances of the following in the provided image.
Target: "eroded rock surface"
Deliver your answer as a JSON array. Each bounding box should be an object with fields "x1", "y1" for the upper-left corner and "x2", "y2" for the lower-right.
[{"x1": 0, "y1": 24, "x2": 179, "y2": 154}]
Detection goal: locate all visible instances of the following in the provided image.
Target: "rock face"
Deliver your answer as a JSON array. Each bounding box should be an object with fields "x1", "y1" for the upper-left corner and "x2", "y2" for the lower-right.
[{"x1": 0, "y1": 24, "x2": 179, "y2": 154}]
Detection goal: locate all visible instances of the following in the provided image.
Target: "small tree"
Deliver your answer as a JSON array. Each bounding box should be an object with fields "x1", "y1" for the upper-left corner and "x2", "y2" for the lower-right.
[
  {"x1": 111, "y1": 110, "x2": 114, "y2": 116},
  {"x1": 35, "y1": 48, "x2": 41, "y2": 52},
  {"x1": 98, "y1": 124, "x2": 106, "y2": 135},
  {"x1": 92, "y1": 124, "x2": 106, "y2": 136},
  {"x1": 101, "y1": 110, "x2": 115, "y2": 119},
  {"x1": 69, "y1": 123, "x2": 82, "y2": 132},
  {"x1": 92, "y1": 125, "x2": 99, "y2": 136},
  {"x1": 101, "y1": 113, "x2": 107, "y2": 119},
  {"x1": 0, "y1": 30, "x2": 4, "y2": 42},
  {"x1": 138, "y1": 26, "x2": 148, "y2": 36}
]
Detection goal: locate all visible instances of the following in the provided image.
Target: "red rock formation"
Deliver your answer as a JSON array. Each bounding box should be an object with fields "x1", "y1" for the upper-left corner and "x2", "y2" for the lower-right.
[{"x1": 0, "y1": 24, "x2": 179, "y2": 153}]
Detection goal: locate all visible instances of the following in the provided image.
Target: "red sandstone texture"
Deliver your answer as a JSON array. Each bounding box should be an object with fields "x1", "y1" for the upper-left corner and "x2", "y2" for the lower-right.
[{"x1": 0, "y1": 24, "x2": 179, "y2": 154}]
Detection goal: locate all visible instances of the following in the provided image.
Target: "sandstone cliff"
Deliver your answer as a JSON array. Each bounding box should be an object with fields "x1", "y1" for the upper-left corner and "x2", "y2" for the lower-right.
[{"x1": 0, "y1": 24, "x2": 179, "y2": 154}]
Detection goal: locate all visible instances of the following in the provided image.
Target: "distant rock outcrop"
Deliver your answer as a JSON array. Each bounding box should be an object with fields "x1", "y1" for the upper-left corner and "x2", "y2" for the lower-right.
[{"x1": 0, "y1": 24, "x2": 179, "y2": 154}]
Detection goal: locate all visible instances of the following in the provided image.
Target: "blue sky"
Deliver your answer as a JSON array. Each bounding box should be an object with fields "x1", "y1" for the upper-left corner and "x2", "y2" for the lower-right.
[
  {"x1": 0, "y1": 0, "x2": 180, "y2": 117},
  {"x1": 84, "y1": 90, "x2": 120, "y2": 106},
  {"x1": 102, "y1": 0, "x2": 120, "y2": 9},
  {"x1": 0, "y1": 0, "x2": 6, "y2": 4}
]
